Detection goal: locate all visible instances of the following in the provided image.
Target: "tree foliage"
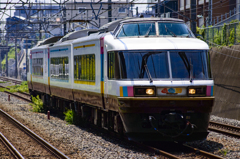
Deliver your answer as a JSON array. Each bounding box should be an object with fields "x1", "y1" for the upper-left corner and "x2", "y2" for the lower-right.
[
  {"x1": 198, "y1": 20, "x2": 240, "y2": 47},
  {"x1": 1, "y1": 47, "x2": 20, "y2": 71}
]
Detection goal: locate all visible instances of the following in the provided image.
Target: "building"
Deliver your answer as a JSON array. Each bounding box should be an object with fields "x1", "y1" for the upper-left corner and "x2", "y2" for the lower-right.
[
  {"x1": 65, "y1": 0, "x2": 133, "y2": 31},
  {"x1": 14, "y1": 4, "x2": 62, "y2": 37},
  {"x1": 5, "y1": 16, "x2": 33, "y2": 43},
  {"x1": 211, "y1": 0, "x2": 238, "y2": 25}
]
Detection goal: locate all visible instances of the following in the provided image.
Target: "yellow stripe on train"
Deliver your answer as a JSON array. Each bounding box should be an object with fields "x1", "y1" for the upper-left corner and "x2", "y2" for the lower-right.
[
  {"x1": 101, "y1": 81, "x2": 104, "y2": 94},
  {"x1": 74, "y1": 44, "x2": 95, "y2": 49},
  {"x1": 74, "y1": 80, "x2": 96, "y2": 85}
]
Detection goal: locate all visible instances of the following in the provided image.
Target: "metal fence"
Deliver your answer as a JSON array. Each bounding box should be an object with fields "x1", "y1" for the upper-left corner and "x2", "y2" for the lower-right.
[{"x1": 203, "y1": 22, "x2": 240, "y2": 46}]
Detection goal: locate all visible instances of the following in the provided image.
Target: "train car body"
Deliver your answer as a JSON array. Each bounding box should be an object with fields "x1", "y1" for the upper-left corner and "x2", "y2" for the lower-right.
[{"x1": 28, "y1": 18, "x2": 214, "y2": 142}]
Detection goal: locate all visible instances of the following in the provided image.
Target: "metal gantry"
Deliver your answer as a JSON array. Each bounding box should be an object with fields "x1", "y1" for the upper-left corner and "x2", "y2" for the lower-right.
[{"x1": 0, "y1": 0, "x2": 200, "y2": 79}]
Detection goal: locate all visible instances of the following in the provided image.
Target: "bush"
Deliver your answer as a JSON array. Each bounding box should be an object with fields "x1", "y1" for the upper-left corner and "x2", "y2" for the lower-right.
[
  {"x1": 0, "y1": 81, "x2": 28, "y2": 93},
  {"x1": 229, "y1": 28, "x2": 235, "y2": 46},
  {"x1": 4, "y1": 81, "x2": 29, "y2": 93},
  {"x1": 64, "y1": 109, "x2": 75, "y2": 124},
  {"x1": 30, "y1": 95, "x2": 44, "y2": 113}
]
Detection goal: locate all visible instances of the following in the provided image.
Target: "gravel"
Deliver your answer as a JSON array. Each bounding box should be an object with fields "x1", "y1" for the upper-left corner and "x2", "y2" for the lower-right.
[
  {"x1": 0, "y1": 89, "x2": 239, "y2": 158},
  {"x1": 210, "y1": 115, "x2": 240, "y2": 127},
  {"x1": 0, "y1": 92, "x2": 156, "y2": 159}
]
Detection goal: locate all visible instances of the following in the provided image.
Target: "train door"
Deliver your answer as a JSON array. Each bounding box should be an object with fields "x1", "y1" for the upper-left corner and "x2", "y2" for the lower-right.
[
  {"x1": 44, "y1": 48, "x2": 50, "y2": 94},
  {"x1": 27, "y1": 51, "x2": 33, "y2": 90},
  {"x1": 100, "y1": 37, "x2": 109, "y2": 109}
]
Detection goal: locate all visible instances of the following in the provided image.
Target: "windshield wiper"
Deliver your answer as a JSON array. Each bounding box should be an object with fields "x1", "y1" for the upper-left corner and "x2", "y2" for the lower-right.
[
  {"x1": 165, "y1": 25, "x2": 177, "y2": 37},
  {"x1": 190, "y1": 58, "x2": 193, "y2": 83},
  {"x1": 144, "y1": 24, "x2": 152, "y2": 37},
  {"x1": 178, "y1": 52, "x2": 193, "y2": 83},
  {"x1": 144, "y1": 60, "x2": 153, "y2": 83},
  {"x1": 139, "y1": 53, "x2": 154, "y2": 83}
]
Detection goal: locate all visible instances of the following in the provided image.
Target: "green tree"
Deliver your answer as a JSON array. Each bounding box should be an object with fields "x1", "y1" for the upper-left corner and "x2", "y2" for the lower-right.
[
  {"x1": 1, "y1": 47, "x2": 20, "y2": 71},
  {"x1": 222, "y1": 24, "x2": 227, "y2": 46},
  {"x1": 229, "y1": 28, "x2": 235, "y2": 46}
]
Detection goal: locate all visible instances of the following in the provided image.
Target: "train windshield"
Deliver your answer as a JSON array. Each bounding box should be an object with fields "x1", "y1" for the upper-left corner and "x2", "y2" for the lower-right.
[
  {"x1": 158, "y1": 22, "x2": 193, "y2": 37},
  {"x1": 108, "y1": 51, "x2": 211, "y2": 80},
  {"x1": 117, "y1": 23, "x2": 156, "y2": 37},
  {"x1": 108, "y1": 51, "x2": 169, "y2": 79},
  {"x1": 170, "y1": 51, "x2": 211, "y2": 79}
]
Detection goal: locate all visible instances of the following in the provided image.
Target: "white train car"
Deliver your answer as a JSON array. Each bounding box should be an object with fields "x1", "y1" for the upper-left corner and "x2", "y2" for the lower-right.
[
  {"x1": 28, "y1": 36, "x2": 62, "y2": 94},
  {"x1": 28, "y1": 18, "x2": 215, "y2": 142}
]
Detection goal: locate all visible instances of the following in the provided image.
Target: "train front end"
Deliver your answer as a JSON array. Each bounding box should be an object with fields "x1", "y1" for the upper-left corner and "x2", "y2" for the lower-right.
[{"x1": 105, "y1": 18, "x2": 214, "y2": 142}]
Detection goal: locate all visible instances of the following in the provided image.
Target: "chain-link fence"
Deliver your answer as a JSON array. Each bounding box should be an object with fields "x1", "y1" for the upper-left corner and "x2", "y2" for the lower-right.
[{"x1": 201, "y1": 22, "x2": 240, "y2": 46}]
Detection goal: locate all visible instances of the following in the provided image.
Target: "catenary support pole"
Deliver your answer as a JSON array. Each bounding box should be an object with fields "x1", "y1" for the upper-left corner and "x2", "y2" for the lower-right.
[
  {"x1": 108, "y1": 0, "x2": 112, "y2": 22},
  {"x1": 191, "y1": 0, "x2": 197, "y2": 35},
  {"x1": 15, "y1": 38, "x2": 18, "y2": 78}
]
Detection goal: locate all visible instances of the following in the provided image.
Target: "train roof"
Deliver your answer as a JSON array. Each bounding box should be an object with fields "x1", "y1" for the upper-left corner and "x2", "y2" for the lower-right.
[
  {"x1": 38, "y1": 36, "x2": 63, "y2": 46},
  {"x1": 60, "y1": 29, "x2": 98, "y2": 42},
  {"x1": 98, "y1": 17, "x2": 133, "y2": 33},
  {"x1": 120, "y1": 17, "x2": 184, "y2": 23},
  {"x1": 98, "y1": 17, "x2": 184, "y2": 33}
]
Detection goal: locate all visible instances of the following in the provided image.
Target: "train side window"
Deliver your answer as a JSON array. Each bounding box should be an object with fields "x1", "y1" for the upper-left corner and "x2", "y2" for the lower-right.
[
  {"x1": 207, "y1": 51, "x2": 212, "y2": 79},
  {"x1": 32, "y1": 58, "x2": 43, "y2": 76},
  {"x1": 74, "y1": 54, "x2": 95, "y2": 82},
  {"x1": 108, "y1": 52, "x2": 120, "y2": 79},
  {"x1": 50, "y1": 57, "x2": 69, "y2": 80}
]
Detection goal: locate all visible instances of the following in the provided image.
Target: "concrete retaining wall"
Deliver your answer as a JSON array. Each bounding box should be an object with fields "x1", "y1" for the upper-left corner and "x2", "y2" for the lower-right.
[{"x1": 210, "y1": 45, "x2": 240, "y2": 120}]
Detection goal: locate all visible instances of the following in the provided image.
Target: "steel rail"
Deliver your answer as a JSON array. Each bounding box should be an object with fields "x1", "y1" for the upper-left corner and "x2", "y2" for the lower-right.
[
  {"x1": 0, "y1": 132, "x2": 24, "y2": 159},
  {"x1": 0, "y1": 77, "x2": 22, "y2": 85},
  {"x1": 132, "y1": 141, "x2": 181, "y2": 159},
  {"x1": 183, "y1": 144, "x2": 224, "y2": 159},
  {"x1": 0, "y1": 108, "x2": 70, "y2": 159},
  {"x1": 0, "y1": 85, "x2": 30, "y2": 95},
  {"x1": 4, "y1": 90, "x2": 32, "y2": 103},
  {"x1": 208, "y1": 121, "x2": 240, "y2": 138},
  {"x1": 0, "y1": 85, "x2": 31, "y2": 103}
]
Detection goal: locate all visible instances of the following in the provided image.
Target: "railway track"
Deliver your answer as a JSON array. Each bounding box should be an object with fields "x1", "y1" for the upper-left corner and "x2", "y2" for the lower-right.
[
  {"x1": 4, "y1": 90, "x2": 32, "y2": 103},
  {"x1": 138, "y1": 142, "x2": 223, "y2": 159},
  {"x1": 0, "y1": 132, "x2": 24, "y2": 159},
  {"x1": 181, "y1": 144, "x2": 223, "y2": 159},
  {"x1": 0, "y1": 77, "x2": 231, "y2": 158},
  {"x1": 0, "y1": 76, "x2": 22, "y2": 85},
  {"x1": 208, "y1": 121, "x2": 240, "y2": 138},
  {"x1": 0, "y1": 108, "x2": 69, "y2": 159},
  {"x1": 0, "y1": 84, "x2": 31, "y2": 103}
]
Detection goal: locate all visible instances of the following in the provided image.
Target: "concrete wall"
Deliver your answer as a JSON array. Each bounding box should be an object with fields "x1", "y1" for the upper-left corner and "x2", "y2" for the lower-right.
[{"x1": 210, "y1": 45, "x2": 240, "y2": 120}]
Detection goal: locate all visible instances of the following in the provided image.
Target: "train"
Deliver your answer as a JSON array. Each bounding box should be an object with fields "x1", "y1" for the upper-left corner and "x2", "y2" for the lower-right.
[{"x1": 27, "y1": 17, "x2": 215, "y2": 142}]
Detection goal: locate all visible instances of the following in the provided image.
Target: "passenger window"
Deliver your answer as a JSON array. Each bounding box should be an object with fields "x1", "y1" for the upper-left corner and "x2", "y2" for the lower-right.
[
  {"x1": 74, "y1": 54, "x2": 95, "y2": 83},
  {"x1": 32, "y1": 58, "x2": 43, "y2": 76},
  {"x1": 50, "y1": 57, "x2": 69, "y2": 80}
]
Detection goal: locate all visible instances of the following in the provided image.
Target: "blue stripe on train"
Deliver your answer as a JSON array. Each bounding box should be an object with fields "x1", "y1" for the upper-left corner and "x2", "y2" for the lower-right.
[
  {"x1": 50, "y1": 48, "x2": 68, "y2": 52},
  {"x1": 122, "y1": 86, "x2": 128, "y2": 97},
  {"x1": 100, "y1": 54, "x2": 104, "y2": 82}
]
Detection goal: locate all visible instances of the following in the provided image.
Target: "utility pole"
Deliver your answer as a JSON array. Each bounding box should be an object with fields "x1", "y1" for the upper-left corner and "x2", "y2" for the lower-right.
[
  {"x1": 15, "y1": 38, "x2": 18, "y2": 78},
  {"x1": 6, "y1": 35, "x2": 8, "y2": 77},
  {"x1": 25, "y1": 37, "x2": 28, "y2": 81},
  {"x1": 190, "y1": 0, "x2": 197, "y2": 35},
  {"x1": 127, "y1": 0, "x2": 129, "y2": 17},
  {"x1": 208, "y1": 0, "x2": 212, "y2": 26},
  {"x1": 158, "y1": 0, "x2": 160, "y2": 17},
  {"x1": 63, "y1": 6, "x2": 67, "y2": 35},
  {"x1": 108, "y1": 0, "x2": 112, "y2": 22},
  {"x1": 0, "y1": 51, "x2": 2, "y2": 74},
  {"x1": 237, "y1": 0, "x2": 240, "y2": 21},
  {"x1": 136, "y1": 7, "x2": 138, "y2": 17}
]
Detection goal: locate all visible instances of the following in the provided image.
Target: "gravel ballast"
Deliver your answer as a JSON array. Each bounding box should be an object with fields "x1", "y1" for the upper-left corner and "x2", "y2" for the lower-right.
[{"x1": 0, "y1": 90, "x2": 239, "y2": 158}]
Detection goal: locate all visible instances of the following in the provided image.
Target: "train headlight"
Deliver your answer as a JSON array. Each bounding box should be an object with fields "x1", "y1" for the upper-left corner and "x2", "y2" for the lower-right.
[
  {"x1": 134, "y1": 87, "x2": 156, "y2": 97},
  {"x1": 188, "y1": 87, "x2": 206, "y2": 97},
  {"x1": 189, "y1": 89, "x2": 196, "y2": 95},
  {"x1": 146, "y1": 88, "x2": 154, "y2": 95}
]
